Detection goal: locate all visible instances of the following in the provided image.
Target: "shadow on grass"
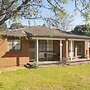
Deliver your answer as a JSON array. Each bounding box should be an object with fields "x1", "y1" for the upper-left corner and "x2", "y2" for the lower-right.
[{"x1": 0, "y1": 82, "x2": 4, "y2": 88}]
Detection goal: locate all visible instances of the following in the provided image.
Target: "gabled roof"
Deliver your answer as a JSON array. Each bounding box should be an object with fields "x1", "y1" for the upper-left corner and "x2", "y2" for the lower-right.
[{"x1": 0, "y1": 26, "x2": 90, "y2": 39}]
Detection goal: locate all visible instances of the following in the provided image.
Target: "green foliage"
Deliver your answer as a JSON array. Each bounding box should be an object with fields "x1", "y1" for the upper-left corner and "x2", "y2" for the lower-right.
[
  {"x1": 73, "y1": 0, "x2": 90, "y2": 24},
  {"x1": 3, "y1": 0, "x2": 9, "y2": 4},
  {"x1": 0, "y1": 0, "x2": 90, "y2": 28},
  {"x1": 72, "y1": 25, "x2": 90, "y2": 36},
  {"x1": 0, "y1": 23, "x2": 7, "y2": 31},
  {"x1": 83, "y1": 10, "x2": 90, "y2": 24},
  {"x1": 0, "y1": 64, "x2": 90, "y2": 90},
  {"x1": 10, "y1": 23, "x2": 23, "y2": 29},
  {"x1": 31, "y1": 62, "x2": 39, "y2": 68}
]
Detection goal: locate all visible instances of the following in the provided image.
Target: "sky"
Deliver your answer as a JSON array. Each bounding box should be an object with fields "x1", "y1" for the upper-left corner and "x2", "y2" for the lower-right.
[
  {"x1": 61, "y1": 1, "x2": 85, "y2": 30},
  {"x1": 6, "y1": 0, "x2": 85, "y2": 31}
]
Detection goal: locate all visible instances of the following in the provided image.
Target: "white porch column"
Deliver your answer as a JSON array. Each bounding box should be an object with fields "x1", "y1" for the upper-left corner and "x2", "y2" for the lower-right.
[
  {"x1": 36, "y1": 39, "x2": 39, "y2": 62},
  {"x1": 75, "y1": 42, "x2": 77, "y2": 59},
  {"x1": 66, "y1": 40, "x2": 68, "y2": 60},
  {"x1": 60, "y1": 40, "x2": 62, "y2": 61},
  {"x1": 87, "y1": 41, "x2": 89, "y2": 60},
  {"x1": 70, "y1": 40, "x2": 73, "y2": 61}
]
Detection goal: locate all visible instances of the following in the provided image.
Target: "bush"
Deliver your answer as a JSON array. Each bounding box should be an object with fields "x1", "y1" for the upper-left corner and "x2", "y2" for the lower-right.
[{"x1": 31, "y1": 62, "x2": 39, "y2": 68}]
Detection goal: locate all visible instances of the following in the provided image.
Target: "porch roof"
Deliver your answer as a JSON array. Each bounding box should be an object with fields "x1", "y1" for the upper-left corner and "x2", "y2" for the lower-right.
[{"x1": 0, "y1": 26, "x2": 90, "y2": 39}]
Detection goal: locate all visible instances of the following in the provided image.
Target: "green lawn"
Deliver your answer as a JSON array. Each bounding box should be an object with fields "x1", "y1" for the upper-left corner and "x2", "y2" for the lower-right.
[{"x1": 0, "y1": 64, "x2": 90, "y2": 90}]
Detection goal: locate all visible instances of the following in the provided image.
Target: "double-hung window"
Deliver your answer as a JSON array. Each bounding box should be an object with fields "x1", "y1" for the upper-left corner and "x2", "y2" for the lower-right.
[
  {"x1": 39, "y1": 40, "x2": 53, "y2": 59},
  {"x1": 47, "y1": 41, "x2": 53, "y2": 52},
  {"x1": 39, "y1": 40, "x2": 53, "y2": 52},
  {"x1": 8, "y1": 39, "x2": 21, "y2": 51}
]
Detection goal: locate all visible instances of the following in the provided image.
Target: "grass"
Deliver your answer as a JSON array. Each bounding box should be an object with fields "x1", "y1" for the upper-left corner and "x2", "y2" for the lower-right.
[{"x1": 0, "y1": 64, "x2": 90, "y2": 90}]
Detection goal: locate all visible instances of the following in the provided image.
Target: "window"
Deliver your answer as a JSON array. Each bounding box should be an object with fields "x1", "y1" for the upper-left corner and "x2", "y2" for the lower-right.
[
  {"x1": 47, "y1": 41, "x2": 53, "y2": 51},
  {"x1": 77, "y1": 42, "x2": 82, "y2": 56},
  {"x1": 39, "y1": 40, "x2": 46, "y2": 52},
  {"x1": 39, "y1": 40, "x2": 53, "y2": 52},
  {"x1": 39, "y1": 40, "x2": 53, "y2": 59},
  {"x1": 8, "y1": 39, "x2": 21, "y2": 51}
]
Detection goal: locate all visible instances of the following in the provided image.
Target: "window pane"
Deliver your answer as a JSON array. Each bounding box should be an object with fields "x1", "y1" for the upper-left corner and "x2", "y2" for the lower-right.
[
  {"x1": 14, "y1": 39, "x2": 21, "y2": 50},
  {"x1": 47, "y1": 41, "x2": 53, "y2": 51},
  {"x1": 8, "y1": 45, "x2": 13, "y2": 50},
  {"x1": 39, "y1": 40, "x2": 53, "y2": 52},
  {"x1": 39, "y1": 40, "x2": 46, "y2": 51},
  {"x1": 8, "y1": 39, "x2": 21, "y2": 51},
  {"x1": 15, "y1": 45, "x2": 21, "y2": 50},
  {"x1": 8, "y1": 39, "x2": 13, "y2": 51}
]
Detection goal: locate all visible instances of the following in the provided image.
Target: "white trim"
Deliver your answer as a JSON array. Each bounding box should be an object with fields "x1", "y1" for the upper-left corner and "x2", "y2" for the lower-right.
[
  {"x1": 68, "y1": 58, "x2": 88, "y2": 62},
  {"x1": 38, "y1": 61, "x2": 59, "y2": 65},
  {"x1": 70, "y1": 40, "x2": 73, "y2": 61},
  {"x1": 31, "y1": 37, "x2": 65, "y2": 40},
  {"x1": 87, "y1": 41, "x2": 89, "y2": 60},
  {"x1": 36, "y1": 39, "x2": 39, "y2": 62},
  {"x1": 66, "y1": 40, "x2": 68, "y2": 59},
  {"x1": 60, "y1": 40, "x2": 62, "y2": 61},
  {"x1": 68, "y1": 39, "x2": 88, "y2": 41}
]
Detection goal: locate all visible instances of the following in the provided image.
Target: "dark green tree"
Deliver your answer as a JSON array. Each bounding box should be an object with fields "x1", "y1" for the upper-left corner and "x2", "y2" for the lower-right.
[{"x1": 72, "y1": 25, "x2": 90, "y2": 36}]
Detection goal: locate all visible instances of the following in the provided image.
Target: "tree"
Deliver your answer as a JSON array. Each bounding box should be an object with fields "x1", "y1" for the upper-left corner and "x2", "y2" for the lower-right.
[
  {"x1": 0, "y1": 23, "x2": 7, "y2": 31},
  {"x1": 0, "y1": 0, "x2": 89, "y2": 29},
  {"x1": 9, "y1": 23, "x2": 23, "y2": 29},
  {"x1": 0, "y1": 0, "x2": 32, "y2": 25},
  {"x1": 72, "y1": 25, "x2": 90, "y2": 36},
  {"x1": 0, "y1": 0, "x2": 69, "y2": 30},
  {"x1": 45, "y1": 0, "x2": 90, "y2": 25},
  {"x1": 73, "y1": 0, "x2": 90, "y2": 24},
  {"x1": 44, "y1": 14, "x2": 73, "y2": 31}
]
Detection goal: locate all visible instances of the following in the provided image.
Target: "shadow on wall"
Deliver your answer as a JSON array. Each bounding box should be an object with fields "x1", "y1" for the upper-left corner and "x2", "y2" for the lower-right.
[
  {"x1": 2, "y1": 50, "x2": 29, "y2": 66},
  {"x1": 1, "y1": 39, "x2": 29, "y2": 66},
  {"x1": 1, "y1": 50, "x2": 29, "y2": 66}
]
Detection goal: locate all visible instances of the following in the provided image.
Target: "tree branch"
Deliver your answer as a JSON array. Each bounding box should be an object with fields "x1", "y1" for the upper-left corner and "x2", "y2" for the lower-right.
[
  {"x1": 0, "y1": 1, "x2": 15, "y2": 13},
  {"x1": 0, "y1": 0, "x2": 31, "y2": 25},
  {"x1": 47, "y1": 0, "x2": 65, "y2": 14}
]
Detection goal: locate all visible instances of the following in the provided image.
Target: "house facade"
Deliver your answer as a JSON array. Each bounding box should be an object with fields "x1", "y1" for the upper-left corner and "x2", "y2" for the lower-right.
[{"x1": 0, "y1": 26, "x2": 90, "y2": 68}]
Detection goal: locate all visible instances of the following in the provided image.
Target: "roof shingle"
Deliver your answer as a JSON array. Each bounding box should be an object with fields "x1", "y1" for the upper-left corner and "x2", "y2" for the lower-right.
[{"x1": 0, "y1": 26, "x2": 90, "y2": 39}]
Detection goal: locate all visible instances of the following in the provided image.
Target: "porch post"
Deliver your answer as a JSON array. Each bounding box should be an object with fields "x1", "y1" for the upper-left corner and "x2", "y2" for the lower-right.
[
  {"x1": 66, "y1": 40, "x2": 68, "y2": 60},
  {"x1": 87, "y1": 41, "x2": 89, "y2": 60},
  {"x1": 60, "y1": 40, "x2": 62, "y2": 61},
  {"x1": 70, "y1": 40, "x2": 73, "y2": 61},
  {"x1": 36, "y1": 39, "x2": 39, "y2": 62},
  {"x1": 75, "y1": 42, "x2": 77, "y2": 58}
]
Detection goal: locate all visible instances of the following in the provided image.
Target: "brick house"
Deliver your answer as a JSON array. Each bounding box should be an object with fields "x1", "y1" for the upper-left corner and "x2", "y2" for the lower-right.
[{"x1": 0, "y1": 26, "x2": 90, "y2": 68}]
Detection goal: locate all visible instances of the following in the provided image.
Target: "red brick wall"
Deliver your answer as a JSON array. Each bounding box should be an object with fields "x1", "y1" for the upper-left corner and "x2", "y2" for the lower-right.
[
  {"x1": 53, "y1": 40, "x2": 60, "y2": 55},
  {"x1": 0, "y1": 38, "x2": 29, "y2": 68},
  {"x1": 53, "y1": 40, "x2": 66, "y2": 58},
  {"x1": 62, "y1": 40, "x2": 66, "y2": 58},
  {"x1": 82, "y1": 41, "x2": 85, "y2": 58}
]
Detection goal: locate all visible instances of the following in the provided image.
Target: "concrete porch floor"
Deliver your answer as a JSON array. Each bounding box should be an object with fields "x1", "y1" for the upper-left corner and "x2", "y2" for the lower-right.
[{"x1": 29, "y1": 58, "x2": 90, "y2": 66}]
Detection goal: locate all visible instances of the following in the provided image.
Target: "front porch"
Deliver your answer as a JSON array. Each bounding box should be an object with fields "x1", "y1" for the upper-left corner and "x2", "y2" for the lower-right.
[{"x1": 29, "y1": 37, "x2": 90, "y2": 64}]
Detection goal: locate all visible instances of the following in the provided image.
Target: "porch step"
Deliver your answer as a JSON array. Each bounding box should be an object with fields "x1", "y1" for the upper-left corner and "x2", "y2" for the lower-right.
[
  {"x1": 24, "y1": 60, "x2": 90, "y2": 68},
  {"x1": 24, "y1": 63, "x2": 33, "y2": 68},
  {"x1": 24, "y1": 61, "x2": 60, "y2": 68}
]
